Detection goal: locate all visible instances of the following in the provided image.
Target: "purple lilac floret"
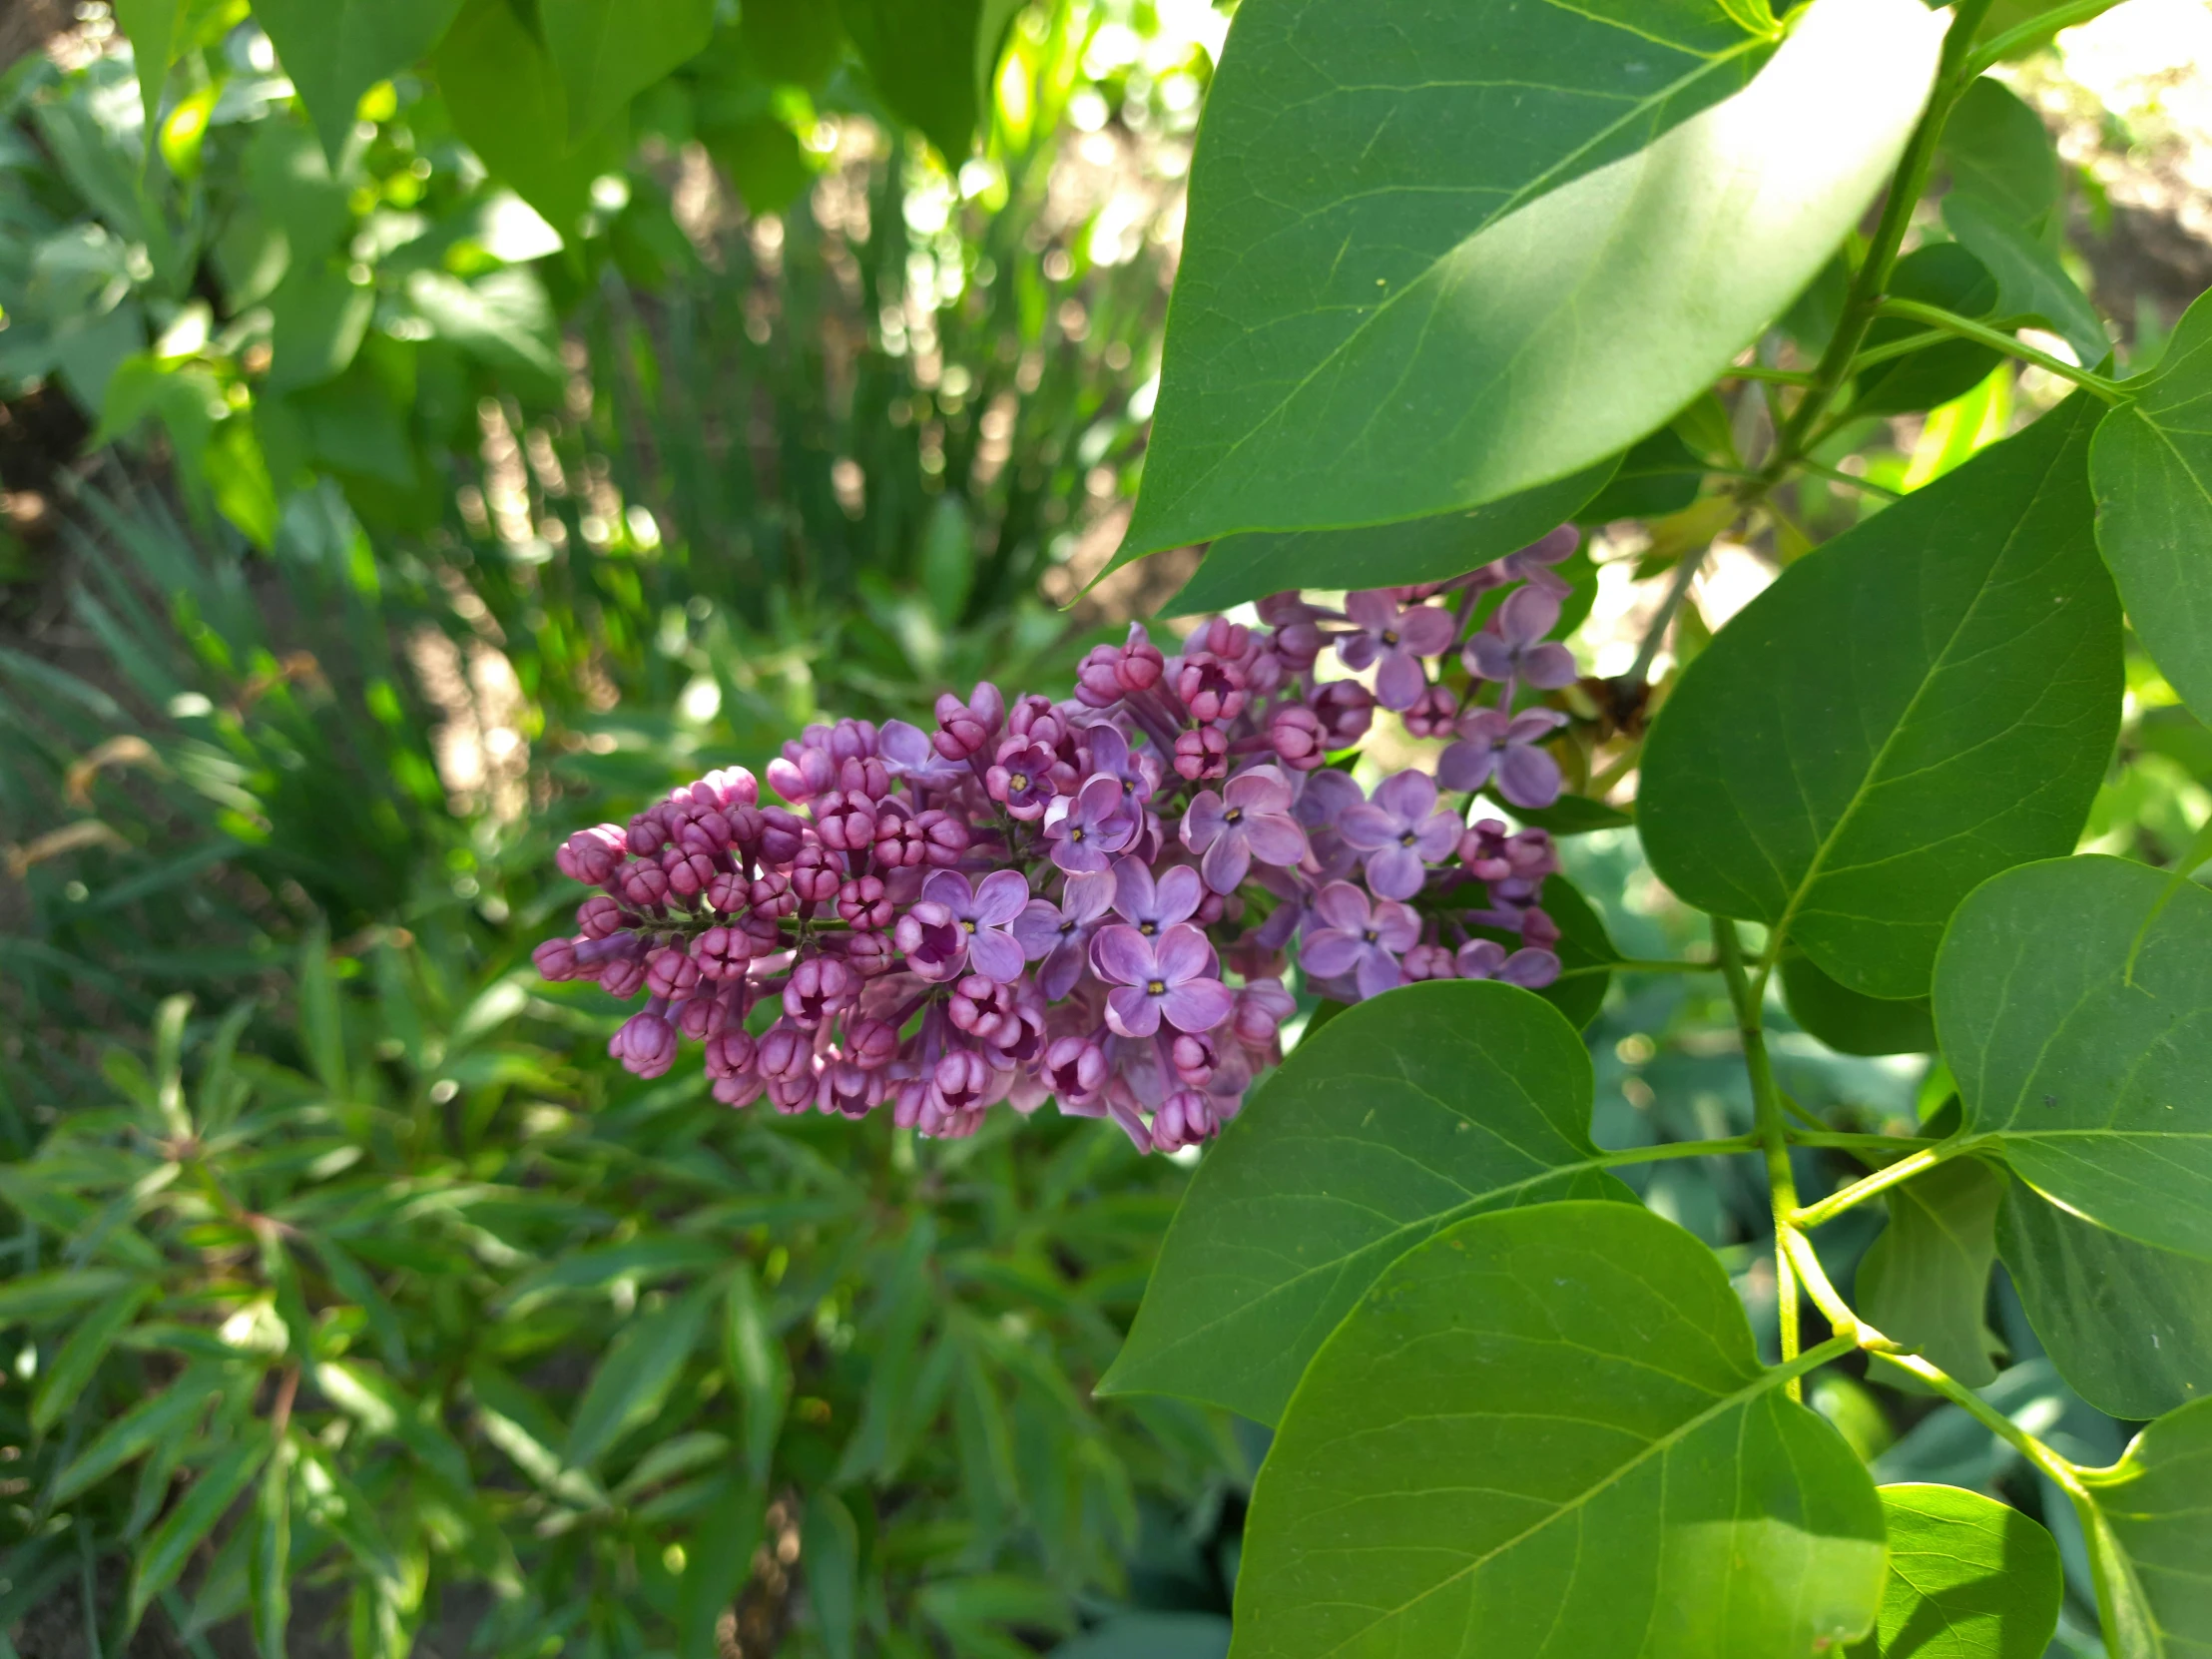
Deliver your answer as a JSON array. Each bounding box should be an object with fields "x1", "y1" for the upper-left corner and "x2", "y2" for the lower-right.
[{"x1": 536, "y1": 530, "x2": 1587, "y2": 1153}]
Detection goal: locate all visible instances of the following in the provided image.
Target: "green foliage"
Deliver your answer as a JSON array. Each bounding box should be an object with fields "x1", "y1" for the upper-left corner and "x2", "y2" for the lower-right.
[
  {"x1": 1640, "y1": 397, "x2": 2121, "y2": 1000},
  {"x1": 2074, "y1": 1397, "x2": 2212, "y2": 1659},
  {"x1": 1235, "y1": 1203, "x2": 1885, "y2": 1659},
  {"x1": 1102, "y1": 983, "x2": 1633, "y2": 1425},
  {"x1": 1856, "y1": 1158, "x2": 2006, "y2": 1388},
  {"x1": 1851, "y1": 1485, "x2": 2062, "y2": 1659}
]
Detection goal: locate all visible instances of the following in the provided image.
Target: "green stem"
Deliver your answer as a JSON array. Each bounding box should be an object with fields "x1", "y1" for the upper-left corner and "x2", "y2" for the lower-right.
[
  {"x1": 1721, "y1": 362, "x2": 1816, "y2": 387},
  {"x1": 1792, "y1": 1134, "x2": 1990, "y2": 1228},
  {"x1": 1554, "y1": 957, "x2": 1719, "y2": 980},
  {"x1": 1885, "y1": 1350, "x2": 2093, "y2": 1500},
  {"x1": 1778, "y1": 1330, "x2": 1860, "y2": 1387},
  {"x1": 1964, "y1": 0, "x2": 2114, "y2": 75},
  {"x1": 1847, "y1": 325, "x2": 1953, "y2": 372},
  {"x1": 1785, "y1": 1130, "x2": 1941, "y2": 1154},
  {"x1": 1597, "y1": 1135, "x2": 1761, "y2": 1166},
  {"x1": 1770, "y1": 0, "x2": 2002, "y2": 465},
  {"x1": 1715, "y1": 917, "x2": 1804, "y2": 1394},
  {"x1": 1624, "y1": 542, "x2": 1710, "y2": 688},
  {"x1": 1789, "y1": 455, "x2": 1902, "y2": 501},
  {"x1": 1873, "y1": 299, "x2": 2125, "y2": 400}
]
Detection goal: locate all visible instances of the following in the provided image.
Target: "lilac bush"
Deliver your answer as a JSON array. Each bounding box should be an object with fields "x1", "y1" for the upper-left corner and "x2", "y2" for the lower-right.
[{"x1": 535, "y1": 540, "x2": 1582, "y2": 1153}]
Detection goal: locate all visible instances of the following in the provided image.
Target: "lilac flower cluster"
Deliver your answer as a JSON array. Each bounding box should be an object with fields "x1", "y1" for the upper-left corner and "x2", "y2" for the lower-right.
[{"x1": 536, "y1": 530, "x2": 1585, "y2": 1153}]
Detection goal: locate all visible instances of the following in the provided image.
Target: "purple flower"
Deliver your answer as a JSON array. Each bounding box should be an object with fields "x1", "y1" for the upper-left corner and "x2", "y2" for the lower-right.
[
  {"x1": 1436, "y1": 708, "x2": 1567, "y2": 809},
  {"x1": 1456, "y1": 938, "x2": 1562, "y2": 988},
  {"x1": 877, "y1": 719, "x2": 966, "y2": 789},
  {"x1": 1464, "y1": 586, "x2": 1579, "y2": 692},
  {"x1": 1091, "y1": 922, "x2": 1234, "y2": 1037},
  {"x1": 1495, "y1": 524, "x2": 1577, "y2": 597},
  {"x1": 610, "y1": 1008, "x2": 677, "y2": 1078},
  {"x1": 1336, "y1": 590, "x2": 1456, "y2": 710},
  {"x1": 1180, "y1": 765, "x2": 1308, "y2": 893},
  {"x1": 1294, "y1": 768, "x2": 1367, "y2": 830},
  {"x1": 986, "y1": 739, "x2": 1066, "y2": 821},
  {"x1": 897, "y1": 868, "x2": 1030, "y2": 981},
  {"x1": 1110, "y1": 855, "x2": 1203, "y2": 937},
  {"x1": 1043, "y1": 775, "x2": 1138, "y2": 873},
  {"x1": 1082, "y1": 722, "x2": 1160, "y2": 809},
  {"x1": 1013, "y1": 875, "x2": 1115, "y2": 999},
  {"x1": 1340, "y1": 770, "x2": 1462, "y2": 900},
  {"x1": 1299, "y1": 881, "x2": 1420, "y2": 999}
]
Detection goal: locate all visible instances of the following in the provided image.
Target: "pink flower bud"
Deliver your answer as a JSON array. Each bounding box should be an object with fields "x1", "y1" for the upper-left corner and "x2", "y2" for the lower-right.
[
  {"x1": 609, "y1": 1010, "x2": 676, "y2": 1078},
  {"x1": 789, "y1": 844, "x2": 841, "y2": 904},
  {"x1": 837, "y1": 876, "x2": 892, "y2": 930},
  {"x1": 784, "y1": 956, "x2": 855, "y2": 1027},
  {"x1": 557, "y1": 825, "x2": 627, "y2": 885},
  {"x1": 645, "y1": 946, "x2": 701, "y2": 1000},
  {"x1": 757, "y1": 808, "x2": 808, "y2": 864},
  {"x1": 576, "y1": 894, "x2": 626, "y2": 938},
  {"x1": 842, "y1": 1018, "x2": 899, "y2": 1069},
  {"x1": 757, "y1": 1019, "x2": 814, "y2": 1083},
  {"x1": 599, "y1": 955, "x2": 648, "y2": 998},
  {"x1": 1311, "y1": 682, "x2": 1375, "y2": 746},
  {"x1": 533, "y1": 937, "x2": 583, "y2": 980},
  {"x1": 1402, "y1": 683, "x2": 1460, "y2": 740},
  {"x1": 705, "y1": 1027, "x2": 758, "y2": 1079},
  {"x1": 1173, "y1": 726, "x2": 1228, "y2": 782},
  {"x1": 1268, "y1": 704, "x2": 1327, "y2": 771},
  {"x1": 749, "y1": 871, "x2": 798, "y2": 918}
]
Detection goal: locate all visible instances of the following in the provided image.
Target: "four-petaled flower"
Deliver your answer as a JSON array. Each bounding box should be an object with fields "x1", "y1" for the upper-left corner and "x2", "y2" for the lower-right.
[
  {"x1": 1336, "y1": 590, "x2": 1456, "y2": 710},
  {"x1": 1436, "y1": 707, "x2": 1567, "y2": 809},
  {"x1": 1013, "y1": 874, "x2": 1116, "y2": 999},
  {"x1": 1091, "y1": 922, "x2": 1235, "y2": 1037},
  {"x1": 898, "y1": 868, "x2": 1031, "y2": 981},
  {"x1": 1181, "y1": 765, "x2": 1308, "y2": 893},
  {"x1": 1043, "y1": 775, "x2": 1138, "y2": 872},
  {"x1": 1340, "y1": 770, "x2": 1462, "y2": 900},
  {"x1": 1464, "y1": 585, "x2": 1579, "y2": 692},
  {"x1": 1299, "y1": 880, "x2": 1421, "y2": 999},
  {"x1": 1110, "y1": 854, "x2": 1203, "y2": 937}
]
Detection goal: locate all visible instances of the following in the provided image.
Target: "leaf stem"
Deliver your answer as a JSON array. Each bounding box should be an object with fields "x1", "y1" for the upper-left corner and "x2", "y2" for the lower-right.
[
  {"x1": 1715, "y1": 917, "x2": 1803, "y2": 1395},
  {"x1": 1788, "y1": 456, "x2": 1902, "y2": 501},
  {"x1": 1884, "y1": 1350, "x2": 2094, "y2": 1501},
  {"x1": 1784, "y1": 1129, "x2": 1941, "y2": 1154},
  {"x1": 1872, "y1": 299, "x2": 2125, "y2": 400},
  {"x1": 1964, "y1": 0, "x2": 2114, "y2": 75},
  {"x1": 1846, "y1": 325, "x2": 1954, "y2": 372},
  {"x1": 1791, "y1": 1134, "x2": 1989, "y2": 1228},
  {"x1": 1596, "y1": 1135, "x2": 1761, "y2": 1166},
  {"x1": 1721, "y1": 362, "x2": 1816, "y2": 387},
  {"x1": 1554, "y1": 956, "x2": 1719, "y2": 980},
  {"x1": 1624, "y1": 542, "x2": 1710, "y2": 688},
  {"x1": 1768, "y1": 0, "x2": 2002, "y2": 465}
]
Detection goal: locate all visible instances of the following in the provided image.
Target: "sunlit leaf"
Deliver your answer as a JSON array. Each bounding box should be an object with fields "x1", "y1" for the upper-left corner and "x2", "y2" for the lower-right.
[
  {"x1": 253, "y1": 0, "x2": 464, "y2": 164},
  {"x1": 1847, "y1": 1484, "x2": 2062, "y2": 1659}
]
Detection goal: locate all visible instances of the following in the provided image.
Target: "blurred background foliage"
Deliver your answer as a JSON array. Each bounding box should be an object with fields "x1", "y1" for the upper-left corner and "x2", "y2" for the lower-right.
[{"x1": 0, "y1": 0, "x2": 2210, "y2": 1654}]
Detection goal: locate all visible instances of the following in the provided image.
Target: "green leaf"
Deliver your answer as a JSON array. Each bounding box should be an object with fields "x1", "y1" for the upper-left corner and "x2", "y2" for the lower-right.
[
  {"x1": 1847, "y1": 1484, "x2": 2062, "y2": 1659},
  {"x1": 1510, "y1": 794, "x2": 1634, "y2": 836},
  {"x1": 1155, "y1": 461, "x2": 1614, "y2": 618},
  {"x1": 540, "y1": 0, "x2": 714, "y2": 142},
  {"x1": 1057, "y1": 1615, "x2": 1232, "y2": 1659},
  {"x1": 1852, "y1": 242, "x2": 2003, "y2": 418},
  {"x1": 1856, "y1": 1158, "x2": 2006, "y2": 1388},
  {"x1": 254, "y1": 0, "x2": 464, "y2": 164},
  {"x1": 2074, "y1": 1396, "x2": 2212, "y2": 1659},
  {"x1": 250, "y1": 1442, "x2": 290, "y2": 1659},
  {"x1": 53, "y1": 1365, "x2": 225, "y2": 1502},
  {"x1": 564, "y1": 1281, "x2": 717, "y2": 1470},
  {"x1": 1938, "y1": 77, "x2": 2060, "y2": 236},
  {"x1": 803, "y1": 1488, "x2": 860, "y2": 1659},
  {"x1": 1119, "y1": 0, "x2": 1942, "y2": 559},
  {"x1": 1234, "y1": 1202, "x2": 1886, "y2": 1659},
  {"x1": 432, "y1": 0, "x2": 626, "y2": 234},
  {"x1": 1101, "y1": 980, "x2": 1634, "y2": 1425},
  {"x1": 1998, "y1": 1168, "x2": 2212, "y2": 1420},
  {"x1": 1936, "y1": 855, "x2": 2212, "y2": 1262},
  {"x1": 1944, "y1": 196, "x2": 2109, "y2": 372},
  {"x1": 1782, "y1": 956, "x2": 1937, "y2": 1056},
  {"x1": 267, "y1": 265, "x2": 374, "y2": 394},
  {"x1": 1575, "y1": 430, "x2": 1705, "y2": 524},
  {"x1": 113, "y1": 0, "x2": 186, "y2": 144},
  {"x1": 403, "y1": 269, "x2": 565, "y2": 392},
  {"x1": 679, "y1": 1475, "x2": 767, "y2": 1659},
  {"x1": 842, "y1": 0, "x2": 1010, "y2": 163},
  {"x1": 724, "y1": 1265, "x2": 791, "y2": 1485},
  {"x1": 31, "y1": 1282, "x2": 156, "y2": 1433},
  {"x1": 0, "y1": 1267, "x2": 139, "y2": 1325},
  {"x1": 1640, "y1": 395, "x2": 2121, "y2": 999},
  {"x1": 127, "y1": 1432, "x2": 272, "y2": 1628},
  {"x1": 2090, "y1": 286, "x2": 2212, "y2": 724}
]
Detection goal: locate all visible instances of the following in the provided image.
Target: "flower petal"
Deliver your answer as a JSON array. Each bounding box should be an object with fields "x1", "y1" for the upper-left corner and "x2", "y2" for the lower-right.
[
  {"x1": 1497, "y1": 745, "x2": 1563, "y2": 810},
  {"x1": 1500, "y1": 948, "x2": 1561, "y2": 988},
  {"x1": 1162, "y1": 978, "x2": 1234, "y2": 1034},
  {"x1": 1363, "y1": 844, "x2": 1425, "y2": 901},
  {"x1": 1343, "y1": 589, "x2": 1396, "y2": 630},
  {"x1": 1411, "y1": 812, "x2": 1463, "y2": 861},
  {"x1": 920, "y1": 868, "x2": 972, "y2": 912},
  {"x1": 1089, "y1": 923, "x2": 1156, "y2": 987},
  {"x1": 1395, "y1": 604, "x2": 1456, "y2": 656},
  {"x1": 1242, "y1": 813, "x2": 1309, "y2": 868},
  {"x1": 1435, "y1": 740, "x2": 1496, "y2": 795},
  {"x1": 1353, "y1": 949, "x2": 1404, "y2": 1000},
  {"x1": 1039, "y1": 940, "x2": 1086, "y2": 1001},
  {"x1": 968, "y1": 928, "x2": 1027, "y2": 983},
  {"x1": 1463, "y1": 632, "x2": 1516, "y2": 682},
  {"x1": 1374, "y1": 769, "x2": 1437, "y2": 823},
  {"x1": 1298, "y1": 930, "x2": 1364, "y2": 978},
  {"x1": 1374, "y1": 899, "x2": 1423, "y2": 953},
  {"x1": 1338, "y1": 803, "x2": 1398, "y2": 852},
  {"x1": 1181, "y1": 790, "x2": 1228, "y2": 851},
  {"x1": 1012, "y1": 899, "x2": 1064, "y2": 959},
  {"x1": 1456, "y1": 939, "x2": 1508, "y2": 979},
  {"x1": 1110, "y1": 855, "x2": 1157, "y2": 921},
  {"x1": 1154, "y1": 863, "x2": 1205, "y2": 926},
  {"x1": 1497, "y1": 583, "x2": 1562, "y2": 647},
  {"x1": 1199, "y1": 830, "x2": 1251, "y2": 894},
  {"x1": 1311, "y1": 879, "x2": 1372, "y2": 933},
  {"x1": 1224, "y1": 764, "x2": 1293, "y2": 813},
  {"x1": 972, "y1": 867, "x2": 1032, "y2": 926},
  {"x1": 1294, "y1": 769, "x2": 1365, "y2": 829},
  {"x1": 1106, "y1": 984, "x2": 1162, "y2": 1038},
  {"x1": 1374, "y1": 650, "x2": 1426, "y2": 712},
  {"x1": 1064, "y1": 866, "x2": 1117, "y2": 922},
  {"x1": 1521, "y1": 642, "x2": 1580, "y2": 690},
  {"x1": 1155, "y1": 922, "x2": 1217, "y2": 985}
]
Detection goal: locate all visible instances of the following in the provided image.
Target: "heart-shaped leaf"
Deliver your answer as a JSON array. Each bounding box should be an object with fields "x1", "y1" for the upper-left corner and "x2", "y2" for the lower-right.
[
  {"x1": 254, "y1": 0, "x2": 465, "y2": 164},
  {"x1": 1641, "y1": 394, "x2": 2121, "y2": 998},
  {"x1": 2074, "y1": 1397, "x2": 2212, "y2": 1659},
  {"x1": 1998, "y1": 1178, "x2": 2212, "y2": 1420},
  {"x1": 2090, "y1": 286, "x2": 2212, "y2": 724},
  {"x1": 1120, "y1": 0, "x2": 1942, "y2": 559},
  {"x1": 1782, "y1": 956, "x2": 1936, "y2": 1056},
  {"x1": 1100, "y1": 981, "x2": 1633, "y2": 1425},
  {"x1": 1233, "y1": 1202, "x2": 1886, "y2": 1659},
  {"x1": 1848, "y1": 1484, "x2": 2062, "y2": 1659},
  {"x1": 1936, "y1": 855, "x2": 2212, "y2": 1262}
]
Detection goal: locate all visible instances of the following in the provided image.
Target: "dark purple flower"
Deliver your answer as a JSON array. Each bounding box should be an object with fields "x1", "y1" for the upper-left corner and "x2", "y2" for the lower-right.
[
  {"x1": 610, "y1": 1009, "x2": 677, "y2": 1078},
  {"x1": 1310, "y1": 681, "x2": 1375, "y2": 746},
  {"x1": 1042, "y1": 1034, "x2": 1108, "y2": 1105},
  {"x1": 1299, "y1": 881, "x2": 1419, "y2": 999},
  {"x1": 1043, "y1": 775, "x2": 1138, "y2": 873},
  {"x1": 986, "y1": 739, "x2": 1068, "y2": 821},
  {"x1": 1150, "y1": 1089, "x2": 1219, "y2": 1153},
  {"x1": 1336, "y1": 590, "x2": 1456, "y2": 710},
  {"x1": 1464, "y1": 586, "x2": 1579, "y2": 691},
  {"x1": 1180, "y1": 765, "x2": 1308, "y2": 893},
  {"x1": 1082, "y1": 723, "x2": 1160, "y2": 809},
  {"x1": 1436, "y1": 707, "x2": 1568, "y2": 809},
  {"x1": 1455, "y1": 938, "x2": 1562, "y2": 988},
  {"x1": 933, "y1": 683, "x2": 1005, "y2": 761},
  {"x1": 1013, "y1": 874, "x2": 1115, "y2": 999},
  {"x1": 910, "y1": 868, "x2": 1030, "y2": 981},
  {"x1": 1340, "y1": 770, "x2": 1462, "y2": 900},
  {"x1": 1091, "y1": 922, "x2": 1234, "y2": 1037}
]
